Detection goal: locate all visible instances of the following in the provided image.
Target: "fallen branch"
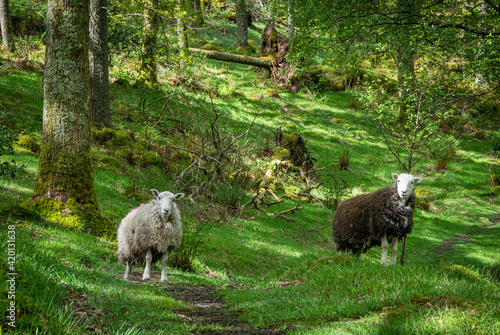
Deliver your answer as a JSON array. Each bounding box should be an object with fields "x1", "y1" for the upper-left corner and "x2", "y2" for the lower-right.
[{"x1": 190, "y1": 48, "x2": 272, "y2": 69}]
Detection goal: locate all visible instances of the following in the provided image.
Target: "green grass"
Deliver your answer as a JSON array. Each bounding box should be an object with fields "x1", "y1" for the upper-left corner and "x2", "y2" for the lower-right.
[{"x1": 1, "y1": 16, "x2": 500, "y2": 334}]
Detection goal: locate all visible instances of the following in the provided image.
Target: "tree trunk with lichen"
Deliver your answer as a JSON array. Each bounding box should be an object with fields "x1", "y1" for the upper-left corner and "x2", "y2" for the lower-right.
[
  {"x1": 89, "y1": 0, "x2": 111, "y2": 128},
  {"x1": 235, "y1": 0, "x2": 248, "y2": 47},
  {"x1": 139, "y1": 0, "x2": 159, "y2": 85},
  {"x1": 0, "y1": 0, "x2": 15, "y2": 51},
  {"x1": 30, "y1": 0, "x2": 112, "y2": 237}
]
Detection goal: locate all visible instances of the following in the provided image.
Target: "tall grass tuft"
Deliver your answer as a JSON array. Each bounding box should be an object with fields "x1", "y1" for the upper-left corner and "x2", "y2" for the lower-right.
[{"x1": 338, "y1": 147, "x2": 351, "y2": 170}]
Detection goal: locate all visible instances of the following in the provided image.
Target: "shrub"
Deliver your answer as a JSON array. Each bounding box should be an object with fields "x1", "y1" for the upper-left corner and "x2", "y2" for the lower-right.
[
  {"x1": 492, "y1": 139, "x2": 500, "y2": 153},
  {"x1": 143, "y1": 151, "x2": 162, "y2": 166},
  {"x1": 16, "y1": 134, "x2": 40, "y2": 153},
  {"x1": 323, "y1": 174, "x2": 350, "y2": 210},
  {"x1": 169, "y1": 216, "x2": 211, "y2": 272},
  {"x1": 430, "y1": 136, "x2": 458, "y2": 171}
]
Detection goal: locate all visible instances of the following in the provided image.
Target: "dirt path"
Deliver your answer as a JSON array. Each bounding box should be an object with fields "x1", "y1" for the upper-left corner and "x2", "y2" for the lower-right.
[
  {"x1": 433, "y1": 217, "x2": 499, "y2": 259},
  {"x1": 124, "y1": 272, "x2": 287, "y2": 334}
]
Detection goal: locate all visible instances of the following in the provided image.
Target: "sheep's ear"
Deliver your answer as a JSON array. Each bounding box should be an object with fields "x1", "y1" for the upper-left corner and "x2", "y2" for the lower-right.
[
  {"x1": 414, "y1": 177, "x2": 423, "y2": 184},
  {"x1": 391, "y1": 173, "x2": 399, "y2": 182},
  {"x1": 174, "y1": 193, "x2": 185, "y2": 201},
  {"x1": 151, "y1": 189, "x2": 160, "y2": 199}
]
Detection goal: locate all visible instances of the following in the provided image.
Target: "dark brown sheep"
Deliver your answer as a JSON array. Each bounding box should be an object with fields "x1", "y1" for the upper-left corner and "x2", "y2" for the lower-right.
[{"x1": 332, "y1": 173, "x2": 422, "y2": 265}]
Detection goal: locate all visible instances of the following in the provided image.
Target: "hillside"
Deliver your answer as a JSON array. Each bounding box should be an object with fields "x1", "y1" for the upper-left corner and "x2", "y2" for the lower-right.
[{"x1": 1, "y1": 14, "x2": 500, "y2": 335}]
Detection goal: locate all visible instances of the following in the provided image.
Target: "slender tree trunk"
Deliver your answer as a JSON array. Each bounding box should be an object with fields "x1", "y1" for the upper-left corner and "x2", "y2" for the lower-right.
[
  {"x1": 287, "y1": 0, "x2": 294, "y2": 44},
  {"x1": 139, "y1": 0, "x2": 159, "y2": 85},
  {"x1": 34, "y1": 0, "x2": 97, "y2": 208},
  {"x1": 194, "y1": 0, "x2": 203, "y2": 26},
  {"x1": 0, "y1": 0, "x2": 15, "y2": 51},
  {"x1": 235, "y1": 0, "x2": 248, "y2": 47},
  {"x1": 177, "y1": 0, "x2": 189, "y2": 59},
  {"x1": 395, "y1": 0, "x2": 416, "y2": 120},
  {"x1": 89, "y1": 0, "x2": 111, "y2": 129},
  {"x1": 396, "y1": 45, "x2": 415, "y2": 119}
]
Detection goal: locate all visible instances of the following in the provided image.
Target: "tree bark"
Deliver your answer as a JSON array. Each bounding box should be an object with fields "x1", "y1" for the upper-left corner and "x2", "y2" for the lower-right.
[
  {"x1": 235, "y1": 0, "x2": 248, "y2": 47},
  {"x1": 0, "y1": 0, "x2": 15, "y2": 51},
  {"x1": 287, "y1": 0, "x2": 294, "y2": 44},
  {"x1": 89, "y1": 0, "x2": 111, "y2": 129},
  {"x1": 139, "y1": 0, "x2": 159, "y2": 85},
  {"x1": 190, "y1": 48, "x2": 271, "y2": 69},
  {"x1": 194, "y1": 0, "x2": 203, "y2": 26},
  {"x1": 34, "y1": 0, "x2": 97, "y2": 208},
  {"x1": 177, "y1": 0, "x2": 189, "y2": 60}
]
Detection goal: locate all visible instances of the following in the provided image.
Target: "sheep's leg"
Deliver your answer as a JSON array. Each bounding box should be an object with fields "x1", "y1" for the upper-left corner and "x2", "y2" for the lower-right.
[
  {"x1": 380, "y1": 235, "x2": 389, "y2": 266},
  {"x1": 390, "y1": 237, "x2": 398, "y2": 265},
  {"x1": 160, "y1": 252, "x2": 169, "y2": 282},
  {"x1": 143, "y1": 248, "x2": 152, "y2": 281},
  {"x1": 124, "y1": 261, "x2": 131, "y2": 280}
]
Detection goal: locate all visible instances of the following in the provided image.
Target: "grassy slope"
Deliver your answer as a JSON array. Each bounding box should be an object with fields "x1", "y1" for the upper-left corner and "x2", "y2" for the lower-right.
[{"x1": 1, "y1": 18, "x2": 500, "y2": 335}]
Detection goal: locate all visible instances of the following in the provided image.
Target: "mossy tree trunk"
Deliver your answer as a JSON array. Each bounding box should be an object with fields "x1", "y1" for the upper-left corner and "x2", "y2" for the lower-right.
[
  {"x1": 0, "y1": 0, "x2": 15, "y2": 51},
  {"x1": 34, "y1": 0, "x2": 97, "y2": 208},
  {"x1": 89, "y1": 0, "x2": 111, "y2": 129},
  {"x1": 235, "y1": 0, "x2": 248, "y2": 47},
  {"x1": 139, "y1": 0, "x2": 159, "y2": 85}
]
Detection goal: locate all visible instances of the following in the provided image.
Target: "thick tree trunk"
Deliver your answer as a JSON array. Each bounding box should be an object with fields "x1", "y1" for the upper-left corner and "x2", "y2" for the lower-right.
[
  {"x1": 34, "y1": 0, "x2": 96, "y2": 207},
  {"x1": 0, "y1": 0, "x2": 15, "y2": 51},
  {"x1": 235, "y1": 0, "x2": 248, "y2": 47},
  {"x1": 190, "y1": 48, "x2": 271, "y2": 69},
  {"x1": 139, "y1": 0, "x2": 159, "y2": 85},
  {"x1": 89, "y1": 0, "x2": 111, "y2": 129}
]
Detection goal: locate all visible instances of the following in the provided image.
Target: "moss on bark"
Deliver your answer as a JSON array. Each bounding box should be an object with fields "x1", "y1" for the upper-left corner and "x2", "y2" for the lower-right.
[
  {"x1": 30, "y1": 0, "x2": 112, "y2": 237},
  {"x1": 33, "y1": 141, "x2": 97, "y2": 206},
  {"x1": 25, "y1": 197, "x2": 115, "y2": 238}
]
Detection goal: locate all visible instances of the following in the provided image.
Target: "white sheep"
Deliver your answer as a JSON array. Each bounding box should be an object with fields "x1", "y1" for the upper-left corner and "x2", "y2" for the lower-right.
[
  {"x1": 117, "y1": 189, "x2": 184, "y2": 282},
  {"x1": 332, "y1": 173, "x2": 422, "y2": 265}
]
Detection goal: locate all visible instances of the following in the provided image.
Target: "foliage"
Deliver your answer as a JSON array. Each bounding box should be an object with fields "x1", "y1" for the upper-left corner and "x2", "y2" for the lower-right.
[
  {"x1": 0, "y1": 110, "x2": 25, "y2": 178},
  {"x1": 321, "y1": 173, "x2": 350, "y2": 210},
  {"x1": 169, "y1": 213, "x2": 211, "y2": 272},
  {"x1": 1, "y1": 9, "x2": 500, "y2": 334},
  {"x1": 358, "y1": 59, "x2": 464, "y2": 172}
]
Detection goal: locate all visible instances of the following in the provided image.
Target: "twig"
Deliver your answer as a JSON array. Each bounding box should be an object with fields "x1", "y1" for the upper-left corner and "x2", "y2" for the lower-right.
[{"x1": 275, "y1": 205, "x2": 303, "y2": 216}]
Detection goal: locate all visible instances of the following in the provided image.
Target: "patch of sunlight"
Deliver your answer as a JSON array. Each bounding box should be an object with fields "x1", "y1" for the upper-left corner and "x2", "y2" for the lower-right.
[
  {"x1": 247, "y1": 239, "x2": 303, "y2": 258},
  {"x1": 0, "y1": 184, "x2": 33, "y2": 193}
]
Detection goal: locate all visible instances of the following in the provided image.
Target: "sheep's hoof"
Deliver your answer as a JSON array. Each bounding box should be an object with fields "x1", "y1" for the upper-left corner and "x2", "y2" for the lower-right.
[
  {"x1": 142, "y1": 277, "x2": 150, "y2": 281},
  {"x1": 160, "y1": 278, "x2": 168, "y2": 283}
]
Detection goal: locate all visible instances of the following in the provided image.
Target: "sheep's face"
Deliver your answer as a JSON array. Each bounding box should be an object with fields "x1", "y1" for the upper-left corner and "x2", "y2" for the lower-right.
[
  {"x1": 392, "y1": 173, "x2": 423, "y2": 203},
  {"x1": 151, "y1": 189, "x2": 184, "y2": 218}
]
